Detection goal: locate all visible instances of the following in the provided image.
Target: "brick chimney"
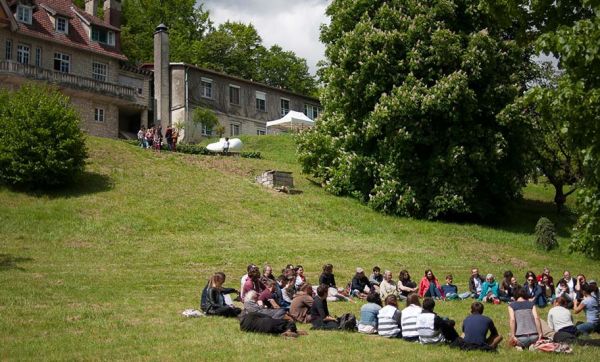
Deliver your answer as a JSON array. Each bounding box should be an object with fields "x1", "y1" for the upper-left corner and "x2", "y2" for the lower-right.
[
  {"x1": 103, "y1": 0, "x2": 122, "y2": 28},
  {"x1": 84, "y1": 0, "x2": 98, "y2": 17},
  {"x1": 154, "y1": 24, "x2": 170, "y2": 128}
]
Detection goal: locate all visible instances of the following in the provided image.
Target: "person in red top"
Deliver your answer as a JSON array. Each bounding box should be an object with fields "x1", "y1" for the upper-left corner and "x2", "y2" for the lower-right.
[
  {"x1": 243, "y1": 266, "x2": 265, "y2": 298},
  {"x1": 419, "y1": 269, "x2": 444, "y2": 299},
  {"x1": 537, "y1": 267, "x2": 554, "y2": 285}
]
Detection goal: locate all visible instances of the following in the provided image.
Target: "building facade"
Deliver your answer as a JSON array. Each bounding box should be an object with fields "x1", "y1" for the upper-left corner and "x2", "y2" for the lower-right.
[
  {"x1": 149, "y1": 25, "x2": 321, "y2": 143},
  {"x1": 0, "y1": 0, "x2": 151, "y2": 138}
]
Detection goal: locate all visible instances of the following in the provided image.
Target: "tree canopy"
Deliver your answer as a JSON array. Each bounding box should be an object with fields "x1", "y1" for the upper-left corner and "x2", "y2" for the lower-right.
[
  {"x1": 119, "y1": 1, "x2": 317, "y2": 96},
  {"x1": 298, "y1": 0, "x2": 533, "y2": 220}
]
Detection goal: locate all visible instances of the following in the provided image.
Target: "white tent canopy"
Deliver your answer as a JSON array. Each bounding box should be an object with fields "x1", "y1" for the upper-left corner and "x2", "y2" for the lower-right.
[{"x1": 266, "y1": 111, "x2": 315, "y2": 131}]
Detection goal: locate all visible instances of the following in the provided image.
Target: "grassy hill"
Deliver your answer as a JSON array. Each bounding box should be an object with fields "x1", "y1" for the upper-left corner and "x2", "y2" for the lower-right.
[{"x1": 1, "y1": 135, "x2": 597, "y2": 361}]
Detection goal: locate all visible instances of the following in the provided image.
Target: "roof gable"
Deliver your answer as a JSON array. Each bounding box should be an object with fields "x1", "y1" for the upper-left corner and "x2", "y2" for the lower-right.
[{"x1": 0, "y1": 0, "x2": 18, "y2": 30}]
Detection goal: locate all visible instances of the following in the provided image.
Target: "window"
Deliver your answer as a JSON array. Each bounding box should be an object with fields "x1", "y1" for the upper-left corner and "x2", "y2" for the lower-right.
[
  {"x1": 201, "y1": 124, "x2": 212, "y2": 136},
  {"x1": 16, "y1": 44, "x2": 30, "y2": 65},
  {"x1": 94, "y1": 108, "x2": 105, "y2": 122},
  {"x1": 137, "y1": 87, "x2": 143, "y2": 95},
  {"x1": 200, "y1": 77, "x2": 212, "y2": 98},
  {"x1": 53, "y1": 52, "x2": 70, "y2": 73},
  {"x1": 230, "y1": 123, "x2": 240, "y2": 136},
  {"x1": 229, "y1": 85, "x2": 240, "y2": 105},
  {"x1": 280, "y1": 98, "x2": 290, "y2": 117},
  {"x1": 56, "y1": 17, "x2": 68, "y2": 34},
  {"x1": 17, "y1": 5, "x2": 32, "y2": 25},
  {"x1": 257, "y1": 129, "x2": 266, "y2": 136},
  {"x1": 5, "y1": 40, "x2": 12, "y2": 60},
  {"x1": 35, "y1": 47, "x2": 41, "y2": 67},
  {"x1": 304, "y1": 104, "x2": 320, "y2": 120},
  {"x1": 91, "y1": 27, "x2": 115, "y2": 46},
  {"x1": 255, "y1": 91, "x2": 266, "y2": 112},
  {"x1": 92, "y1": 62, "x2": 107, "y2": 82}
]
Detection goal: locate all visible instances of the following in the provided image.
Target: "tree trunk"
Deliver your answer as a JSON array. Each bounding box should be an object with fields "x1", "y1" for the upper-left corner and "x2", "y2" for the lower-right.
[{"x1": 553, "y1": 183, "x2": 566, "y2": 214}]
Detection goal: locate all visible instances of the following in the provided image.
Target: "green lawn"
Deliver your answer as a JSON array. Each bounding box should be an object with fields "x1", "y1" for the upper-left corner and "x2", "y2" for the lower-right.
[{"x1": 1, "y1": 135, "x2": 598, "y2": 361}]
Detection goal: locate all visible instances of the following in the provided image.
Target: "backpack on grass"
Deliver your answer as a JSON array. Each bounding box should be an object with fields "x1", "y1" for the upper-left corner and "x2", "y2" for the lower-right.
[{"x1": 337, "y1": 313, "x2": 357, "y2": 331}]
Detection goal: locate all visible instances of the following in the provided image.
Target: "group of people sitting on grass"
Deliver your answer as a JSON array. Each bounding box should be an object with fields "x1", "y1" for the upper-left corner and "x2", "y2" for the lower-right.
[
  {"x1": 137, "y1": 125, "x2": 178, "y2": 152},
  {"x1": 199, "y1": 264, "x2": 600, "y2": 351}
]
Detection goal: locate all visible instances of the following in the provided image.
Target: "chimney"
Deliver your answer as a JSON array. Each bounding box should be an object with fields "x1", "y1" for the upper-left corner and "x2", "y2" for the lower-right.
[
  {"x1": 154, "y1": 24, "x2": 170, "y2": 129},
  {"x1": 84, "y1": 0, "x2": 98, "y2": 17},
  {"x1": 103, "y1": 0, "x2": 122, "y2": 28}
]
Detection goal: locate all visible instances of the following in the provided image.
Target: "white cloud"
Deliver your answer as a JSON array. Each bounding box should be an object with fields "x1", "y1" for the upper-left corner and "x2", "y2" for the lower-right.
[{"x1": 201, "y1": 0, "x2": 331, "y2": 75}]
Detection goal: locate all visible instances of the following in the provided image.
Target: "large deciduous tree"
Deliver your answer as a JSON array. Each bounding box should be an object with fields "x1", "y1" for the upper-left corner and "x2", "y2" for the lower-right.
[{"x1": 298, "y1": 0, "x2": 532, "y2": 220}]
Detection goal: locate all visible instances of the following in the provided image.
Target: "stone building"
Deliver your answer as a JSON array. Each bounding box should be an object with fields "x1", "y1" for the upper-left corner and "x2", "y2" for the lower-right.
[
  {"x1": 148, "y1": 25, "x2": 321, "y2": 142},
  {"x1": 0, "y1": 0, "x2": 151, "y2": 138}
]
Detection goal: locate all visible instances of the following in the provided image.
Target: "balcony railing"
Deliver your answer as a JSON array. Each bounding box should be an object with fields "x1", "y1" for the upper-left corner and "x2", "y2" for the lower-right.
[{"x1": 0, "y1": 61, "x2": 145, "y2": 105}]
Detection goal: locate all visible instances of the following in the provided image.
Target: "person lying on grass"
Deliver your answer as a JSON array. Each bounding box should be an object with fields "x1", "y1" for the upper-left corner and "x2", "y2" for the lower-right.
[
  {"x1": 239, "y1": 312, "x2": 307, "y2": 338},
  {"x1": 201, "y1": 272, "x2": 241, "y2": 317}
]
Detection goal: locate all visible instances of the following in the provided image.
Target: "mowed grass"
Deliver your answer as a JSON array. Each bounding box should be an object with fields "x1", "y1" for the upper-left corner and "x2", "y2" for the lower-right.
[{"x1": 1, "y1": 135, "x2": 598, "y2": 361}]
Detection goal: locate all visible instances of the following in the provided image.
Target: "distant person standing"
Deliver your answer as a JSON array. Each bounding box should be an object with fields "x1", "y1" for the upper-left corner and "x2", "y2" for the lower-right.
[
  {"x1": 165, "y1": 126, "x2": 173, "y2": 151},
  {"x1": 137, "y1": 126, "x2": 146, "y2": 148},
  {"x1": 172, "y1": 127, "x2": 179, "y2": 152},
  {"x1": 223, "y1": 137, "x2": 230, "y2": 155}
]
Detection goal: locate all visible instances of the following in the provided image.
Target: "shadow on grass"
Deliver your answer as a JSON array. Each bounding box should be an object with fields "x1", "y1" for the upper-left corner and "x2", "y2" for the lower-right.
[
  {"x1": 0, "y1": 254, "x2": 33, "y2": 271},
  {"x1": 491, "y1": 198, "x2": 576, "y2": 238},
  {"x1": 23, "y1": 171, "x2": 114, "y2": 199}
]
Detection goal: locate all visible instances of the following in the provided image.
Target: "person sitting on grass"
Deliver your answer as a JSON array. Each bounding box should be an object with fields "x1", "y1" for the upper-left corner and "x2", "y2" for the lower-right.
[
  {"x1": 377, "y1": 295, "x2": 402, "y2": 338},
  {"x1": 456, "y1": 302, "x2": 503, "y2": 351},
  {"x1": 401, "y1": 293, "x2": 422, "y2": 342},
  {"x1": 240, "y1": 311, "x2": 306, "y2": 338},
  {"x1": 556, "y1": 279, "x2": 575, "y2": 308},
  {"x1": 442, "y1": 274, "x2": 470, "y2": 300},
  {"x1": 397, "y1": 270, "x2": 417, "y2": 299},
  {"x1": 260, "y1": 264, "x2": 276, "y2": 285},
  {"x1": 508, "y1": 288, "x2": 543, "y2": 349},
  {"x1": 369, "y1": 266, "x2": 383, "y2": 291},
  {"x1": 201, "y1": 272, "x2": 241, "y2": 317},
  {"x1": 358, "y1": 293, "x2": 382, "y2": 335},
  {"x1": 575, "y1": 274, "x2": 588, "y2": 302},
  {"x1": 417, "y1": 297, "x2": 459, "y2": 344},
  {"x1": 319, "y1": 263, "x2": 350, "y2": 302},
  {"x1": 310, "y1": 284, "x2": 339, "y2": 330},
  {"x1": 242, "y1": 265, "x2": 265, "y2": 299},
  {"x1": 418, "y1": 269, "x2": 443, "y2": 299},
  {"x1": 499, "y1": 270, "x2": 514, "y2": 302},
  {"x1": 523, "y1": 273, "x2": 546, "y2": 307},
  {"x1": 478, "y1": 274, "x2": 500, "y2": 304},
  {"x1": 240, "y1": 264, "x2": 257, "y2": 298},
  {"x1": 351, "y1": 267, "x2": 372, "y2": 299},
  {"x1": 573, "y1": 284, "x2": 600, "y2": 336},
  {"x1": 468, "y1": 268, "x2": 485, "y2": 299},
  {"x1": 242, "y1": 290, "x2": 287, "y2": 319},
  {"x1": 258, "y1": 280, "x2": 282, "y2": 309},
  {"x1": 289, "y1": 283, "x2": 314, "y2": 323},
  {"x1": 274, "y1": 275, "x2": 291, "y2": 310},
  {"x1": 380, "y1": 270, "x2": 399, "y2": 301},
  {"x1": 548, "y1": 296, "x2": 578, "y2": 343},
  {"x1": 295, "y1": 265, "x2": 306, "y2": 288}
]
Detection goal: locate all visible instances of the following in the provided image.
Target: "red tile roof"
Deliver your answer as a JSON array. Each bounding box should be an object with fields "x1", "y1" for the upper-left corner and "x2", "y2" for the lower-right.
[{"x1": 10, "y1": 0, "x2": 126, "y2": 61}]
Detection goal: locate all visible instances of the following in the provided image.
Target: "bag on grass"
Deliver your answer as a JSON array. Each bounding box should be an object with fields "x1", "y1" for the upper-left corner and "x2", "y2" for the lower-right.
[{"x1": 337, "y1": 313, "x2": 357, "y2": 331}]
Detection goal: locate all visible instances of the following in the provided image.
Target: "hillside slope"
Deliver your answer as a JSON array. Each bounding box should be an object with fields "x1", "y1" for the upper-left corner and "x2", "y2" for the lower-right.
[{"x1": 0, "y1": 136, "x2": 596, "y2": 361}]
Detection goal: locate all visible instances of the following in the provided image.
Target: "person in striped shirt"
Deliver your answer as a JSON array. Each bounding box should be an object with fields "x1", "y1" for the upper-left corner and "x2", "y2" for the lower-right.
[
  {"x1": 377, "y1": 295, "x2": 402, "y2": 338},
  {"x1": 401, "y1": 293, "x2": 422, "y2": 342}
]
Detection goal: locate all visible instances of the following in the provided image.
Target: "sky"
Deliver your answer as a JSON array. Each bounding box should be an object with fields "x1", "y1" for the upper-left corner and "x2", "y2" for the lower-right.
[{"x1": 201, "y1": 0, "x2": 331, "y2": 75}]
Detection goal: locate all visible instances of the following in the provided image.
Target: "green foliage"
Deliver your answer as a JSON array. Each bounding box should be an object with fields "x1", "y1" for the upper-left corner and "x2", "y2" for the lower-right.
[
  {"x1": 523, "y1": 0, "x2": 600, "y2": 258},
  {"x1": 120, "y1": 4, "x2": 317, "y2": 95},
  {"x1": 0, "y1": 85, "x2": 87, "y2": 188},
  {"x1": 535, "y1": 217, "x2": 558, "y2": 251},
  {"x1": 499, "y1": 63, "x2": 583, "y2": 212},
  {"x1": 299, "y1": 0, "x2": 532, "y2": 220},
  {"x1": 240, "y1": 151, "x2": 262, "y2": 159},
  {"x1": 173, "y1": 143, "x2": 211, "y2": 155},
  {"x1": 191, "y1": 107, "x2": 218, "y2": 138}
]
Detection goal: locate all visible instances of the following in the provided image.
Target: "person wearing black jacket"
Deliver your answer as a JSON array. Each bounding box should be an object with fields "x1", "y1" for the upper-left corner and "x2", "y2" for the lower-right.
[
  {"x1": 351, "y1": 267, "x2": 372, "y2": 299},
  {"x1": 310, "y1": 285, "x2": 339, "y2": 330},
  {"x1": 200, "y1": 272, "x2": 241, "y2": 317},
  {"x1": 319, "y1": 264, "x2": 337, "y2": 288}
]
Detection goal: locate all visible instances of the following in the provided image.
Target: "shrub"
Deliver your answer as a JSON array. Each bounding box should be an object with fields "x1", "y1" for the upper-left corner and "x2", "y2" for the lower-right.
[
  {"x1": 175, "y1": 143, "x2": 211, "y2": 155},
  {"x1": 535, "y1": 217, "x2": 558, "y2": 251},
  {"x1": 0, "y1": 84, "x2": 87, "y2": 188},
  {"x1": 240, "y1": 151, "x2": 262, "y2": 159}
]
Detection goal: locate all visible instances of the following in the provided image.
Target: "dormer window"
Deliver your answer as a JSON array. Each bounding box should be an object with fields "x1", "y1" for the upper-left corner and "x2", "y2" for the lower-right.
[
  {"x1": 56, "y1": 17, "x2": 68, "y2": 34},
  {"x1": 91, "y1": 27, "x2": 115, "y2": 46},
  {"x1": 17, "y1": 5, "x2": 33, "y2": 25}
]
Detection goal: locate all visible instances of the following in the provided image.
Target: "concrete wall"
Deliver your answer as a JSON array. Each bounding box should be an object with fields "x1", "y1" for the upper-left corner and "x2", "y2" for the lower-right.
[{"x1": 171, "y1": 65, "x2": 320, "y2": 142}]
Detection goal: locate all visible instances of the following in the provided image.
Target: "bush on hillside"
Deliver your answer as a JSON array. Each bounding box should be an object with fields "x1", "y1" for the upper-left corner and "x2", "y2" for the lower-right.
[
  {"x1": 240, "y1": 151, "x2": 261, "y2": 159},
  {"x1": 535, "y1": 217, "x2": 558, "y2": 251},
  {"x1": 0, "y1": 84, "x2": 87, "y2": 188}
]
